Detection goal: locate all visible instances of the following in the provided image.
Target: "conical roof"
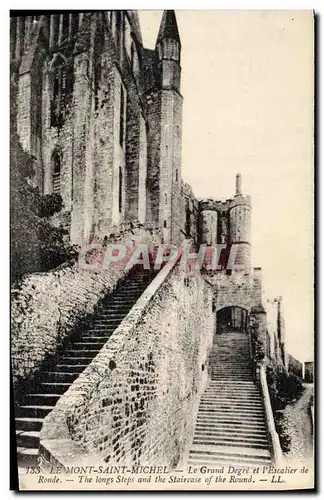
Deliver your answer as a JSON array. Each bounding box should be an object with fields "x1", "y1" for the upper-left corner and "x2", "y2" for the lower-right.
[{"x1": 156, "y1": 10, "x2": 180, "y2": 45}]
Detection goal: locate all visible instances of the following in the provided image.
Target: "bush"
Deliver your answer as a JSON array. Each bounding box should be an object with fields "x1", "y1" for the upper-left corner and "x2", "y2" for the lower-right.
[
  {"x1": 266, "y1": 365, "x2": 304, "y2": 453},
  {"x1": 10, "y1": 135, "x2": 77, "y2": 281},
  {"x1": 34, "y1": 192, "x2": 64, "y2": 218},
  {"x1": 267, "y1": 366, "x2": 304, "y2": 411}
]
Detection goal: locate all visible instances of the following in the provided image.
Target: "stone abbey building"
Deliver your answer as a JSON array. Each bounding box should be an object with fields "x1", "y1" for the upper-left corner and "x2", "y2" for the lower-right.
[
  {"x1": 11, "y1": 11, "x2": 304, "y2": 473},
  {"x1": 11, "y1": 11, "x2": 187, "y2": 245}
]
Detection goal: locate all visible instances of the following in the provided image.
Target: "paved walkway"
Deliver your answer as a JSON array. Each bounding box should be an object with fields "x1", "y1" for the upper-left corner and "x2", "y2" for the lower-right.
[{"x1": 281, "y1": 384, "x2": 313, "y2": 465}]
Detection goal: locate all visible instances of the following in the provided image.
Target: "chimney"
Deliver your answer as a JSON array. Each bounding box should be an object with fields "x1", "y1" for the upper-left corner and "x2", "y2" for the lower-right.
[{"x1": 235, "y1": 173, "x2": 241, "y2": 196}]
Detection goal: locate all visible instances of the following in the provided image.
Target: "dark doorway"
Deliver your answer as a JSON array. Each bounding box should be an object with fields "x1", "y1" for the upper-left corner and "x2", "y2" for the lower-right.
[{"x1": 217, "y1": 306, "x2": 248, "y2": 334}]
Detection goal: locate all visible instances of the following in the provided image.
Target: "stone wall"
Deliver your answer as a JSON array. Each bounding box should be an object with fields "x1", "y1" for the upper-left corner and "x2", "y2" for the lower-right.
[
  {"x1": 40, "y1": 263, "x2": 214, "y2": 468},
  {"x1": 205, "y1": 268, "x2": 263, "y2": 313},
  {"x1": 304, "y1": 361, "x2": 314, "y2": 383},
  {"x1": 11, "y1": 226, "x2": 161, "y2": 389},
  {"x1": 286, "y1": 353, "x2": 303, "y2": 379}
]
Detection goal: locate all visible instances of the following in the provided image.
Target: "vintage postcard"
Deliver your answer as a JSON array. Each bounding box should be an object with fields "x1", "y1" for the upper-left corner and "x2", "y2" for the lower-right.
[{"x1": 10, "y1": 9, "x2": 314, "y2": 491}]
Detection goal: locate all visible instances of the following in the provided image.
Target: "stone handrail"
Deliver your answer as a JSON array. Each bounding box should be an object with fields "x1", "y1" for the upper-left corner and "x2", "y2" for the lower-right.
[
  {"x1": 39, "y1": 241, "x2": 187, "y2": 469},
  {"x1": 257, "y1": 363, "x2": 283, "y2": 466}
]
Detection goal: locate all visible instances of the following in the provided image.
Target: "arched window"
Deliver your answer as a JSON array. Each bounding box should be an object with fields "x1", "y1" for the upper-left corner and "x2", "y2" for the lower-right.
[{"x1": 52, "y1": 149, "x2": 62, "y2": 194}]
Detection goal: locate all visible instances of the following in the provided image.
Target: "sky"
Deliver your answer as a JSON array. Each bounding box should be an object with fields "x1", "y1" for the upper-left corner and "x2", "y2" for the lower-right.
[{"x1": 138, "y1": 10, "x2": 314, "y2": 362}]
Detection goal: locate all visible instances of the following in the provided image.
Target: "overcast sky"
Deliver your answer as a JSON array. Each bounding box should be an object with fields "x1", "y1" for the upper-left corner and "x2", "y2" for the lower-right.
[{"x1": 138, "y1": 10, "x2": 314, "y2": 361}]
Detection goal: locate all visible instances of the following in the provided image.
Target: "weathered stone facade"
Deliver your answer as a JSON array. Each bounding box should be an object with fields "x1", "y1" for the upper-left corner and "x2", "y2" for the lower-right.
[{"x1": 10, "y1": 11, "x2": 186, "y2": 247}]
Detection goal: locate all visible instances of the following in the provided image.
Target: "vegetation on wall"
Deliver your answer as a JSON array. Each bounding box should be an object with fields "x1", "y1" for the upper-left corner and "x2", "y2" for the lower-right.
[
  {"x1": 266, "y1": 365, "x2": 304, "y2": 452},
  {"x1": 10, "y1": 70, "x2": 77, "y2": 282}
]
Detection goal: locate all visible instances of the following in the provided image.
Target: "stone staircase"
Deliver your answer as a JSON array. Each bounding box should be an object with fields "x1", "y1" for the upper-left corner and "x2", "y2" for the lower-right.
[
  {"x1": 188, "y1": 331, "x2": 272, "y2": 467},
  {"x1": 15, "y1": 268, "x2": 155, "y2": 468}
]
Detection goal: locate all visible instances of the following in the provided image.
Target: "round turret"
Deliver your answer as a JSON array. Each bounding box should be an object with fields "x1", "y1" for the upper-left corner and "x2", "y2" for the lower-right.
[
  {"x1": 199, "y1": 200, "x2": 217, "y2": 245},
  {"x1": 228, "y1": 174, "x2": 252, "y2": 270}
]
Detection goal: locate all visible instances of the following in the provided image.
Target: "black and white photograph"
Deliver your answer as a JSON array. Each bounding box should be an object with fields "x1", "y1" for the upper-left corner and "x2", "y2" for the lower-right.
[{"x1": 9, "y1": 9, "x2": 314, "y2": 491}]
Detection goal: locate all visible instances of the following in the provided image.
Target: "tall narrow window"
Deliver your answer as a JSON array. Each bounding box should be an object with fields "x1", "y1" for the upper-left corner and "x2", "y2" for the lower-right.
[
  {"x1": 50, "y1": 55, "x2": 73, "y2": 128},
  {"x1": 61, "y1": 14, "x2": 70, "y2": 42},
  {"x1": 94, "y1": 25, "x2": 104, "y2": 111},
  {"x1": 70, "y1": 14, "x2": 78, "y2": 38},
  {"x1": 94, "y1": 55, "x2": 101, "y2": 110},
  {"x1": 116, "y1": 10, "x2": 122, "y2": 49},
  {"x1": 50, "y1": 15, "x2": 60, "y2": 48},
  {"x1": 130, "y1": 42, "x2": 135, "y2": 71},
  {"x1": 118, "y1": 167, "x2": 123, "y2": 213},
  {"x1": 119, "y1": 85, "x2": 125, "y2": 147},
  {"x1": 52, "y1": 150, "x2": 61, "y2": 194}
]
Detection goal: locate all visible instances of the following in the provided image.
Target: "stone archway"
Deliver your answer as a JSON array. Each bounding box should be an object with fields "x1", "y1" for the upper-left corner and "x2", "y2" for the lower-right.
[{"x1": 216, "y1": 306, "x2": 249, "y2": 334}]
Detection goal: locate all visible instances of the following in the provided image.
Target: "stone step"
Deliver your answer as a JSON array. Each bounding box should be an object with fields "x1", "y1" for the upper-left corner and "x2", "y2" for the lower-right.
[
  {"x1": 73, "y1": 342, "x2": 108, "y2": 349},
  {"x1": 193, "y1": 431, "x2": 268, "y2": 444},
  {"x1": 210, "y1": 371, "x2": 252, "y2": 374},
  {"x1": 41, "y1": 372, "x2": 79, "y2": 384},
  {"x1": 15, "y1": 417, "x2": 44, "y2": 432},
  {"x1": 17, "y1": 447, "x2": 39, "y2": 467},
  {"x1": 211, "y1": 373, "x2": 254, "y2": 376},
  {"x1": 210, "y1": 374, "x2": 252, "y2": 377},
  {"x1": 198, "y1": 403, "x2": 264, "y2": 411},
  {"x1": 197, "y1": 406, "x2": 264, "y2": 414},
  {"x1": 195, "y1": 422, "x2": 267, "y2": 434},
  {"x1": 112, "y1": 290, "x2": 146, "y2": 297},
  {"x1": 206, "y1": 385, "x2": 257, "y2": 390},
  {"x1": 196, "y1": 414, "x2": 267, "y2": 424},
  {"x1": 207, "y1": 381, "x2": 256, "y2": 386},
  {"x1": 40, "y1": 382, "x2": 70, "y2": 394},
  {"x1": 85, "y1": 327, "x2": 119, "y2": 333},
  {"x1": 16, "y1": 430, "x2": 40, "y2": 448},
  {"x1": 99, "y1": 300, "x2": 133, "y2": 308},
  {"x1": 187, "y1": 455, "x2": 271, "y2": 467},
  {"x1": 95, "y1": 313, "x2": 129, "y2": 320},
  {"x1": 16, "y1": 405, "x2": 55, "y2": 419},
  {"x1": 190, "y1": 443, "x2": 271, "y2": 460},
  {"x1": 203, "y1": 391, "x2": 260, "y2": 397},
  {"x1": 200, "y1": 394, "x2": 262, "y2": 405},
  {"x1": 94, "y1": 319, "x2": 125, "y2": 325},
  {"x1": 200, "y1": 400, "x2": 262, "y2": 406},
  {"x1": 64, "y1": 350, "x2": 99, "y2": 358},
  {"x1": 196, "y1": 417, "x2": 266, "y2": 428},
  {"x1": 210, "y1": 367, "x2": 251, "y2": 370},
  {"x1": 28, "y1": 393, "x2": 61, "y2": 406},
  {"x1": 195, "y1": 424, "x2": 268, "y2": 441},
  {"x1": 103, "y1": 299, "x2": 138, "y2": 306},
  {"x1": 60, "y1": 356, "x2": 97, "y2": 364},
  {"x1": 193, "y1": 437, "x2": 268, "y2": 450},
  {"x1": 196, "y1": 413, "x2": 265, "y2": 423},
  {"x1": 81, "y1": 336, "x2": 111, "y2": 342},
  {"x1": 210, "y1": 360, "x2": 251, "y2": 364},
  {"x1": 200, "y1": 395, "x2": 261, "y2": 402},
  {"x1": 55, "y1": 364, "x2": 89, "y2": 373}
]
